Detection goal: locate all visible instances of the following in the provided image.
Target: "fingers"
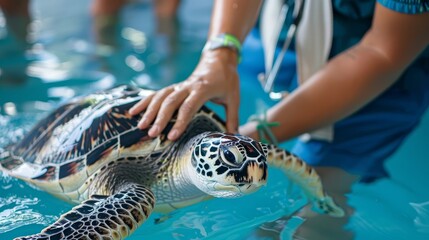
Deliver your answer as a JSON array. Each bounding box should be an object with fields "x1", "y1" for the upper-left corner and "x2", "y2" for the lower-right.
[
  {"x1": 149, "y1": 89, "x2": 190, "y2": 138},
  {"x1": 129, "y1": 84, "x2": 204, "y2": 140},
  {"x1": 129, "y1": 94, "x2": 153, "y2": 116},
  {"x1": 225, "y1": 93, "x2": 239, "y2": 134},
  {"x1": 133, "y1": 86, "x2": 174, "y2": 130},
  {"x1": 167, "y1": 93, "x2": 206, "y2": 140}
]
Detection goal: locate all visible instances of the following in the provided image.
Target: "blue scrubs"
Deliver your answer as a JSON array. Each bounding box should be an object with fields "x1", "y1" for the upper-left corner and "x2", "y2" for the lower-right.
[
  {"x1": 241, "y1": 0, "x2": 429, "y2": 182},
  {"x1": 294, "y1": 0, "x2": 429, "y2": 182}
]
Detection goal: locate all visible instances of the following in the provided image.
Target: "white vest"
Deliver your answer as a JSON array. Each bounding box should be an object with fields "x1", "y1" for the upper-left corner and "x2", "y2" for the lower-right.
[{"x1": 261, "y1": 0, "x2": 334, "y2": 141}]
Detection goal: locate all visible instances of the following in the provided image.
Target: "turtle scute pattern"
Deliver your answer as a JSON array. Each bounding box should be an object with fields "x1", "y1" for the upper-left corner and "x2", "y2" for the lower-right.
[{"x1": 15, "y1": 184, "x2": 155, "y2": 240}]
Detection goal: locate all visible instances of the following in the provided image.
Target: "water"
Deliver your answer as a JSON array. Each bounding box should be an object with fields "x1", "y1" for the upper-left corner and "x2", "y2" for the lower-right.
[{"x1": 1, "y1": 0, "x2": 429, "y2": 239}]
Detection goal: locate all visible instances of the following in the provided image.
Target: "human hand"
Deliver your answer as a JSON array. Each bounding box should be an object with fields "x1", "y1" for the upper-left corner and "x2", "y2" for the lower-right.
[{"x1": 129, "y1": 48, "x2": 240, "y2": 140}]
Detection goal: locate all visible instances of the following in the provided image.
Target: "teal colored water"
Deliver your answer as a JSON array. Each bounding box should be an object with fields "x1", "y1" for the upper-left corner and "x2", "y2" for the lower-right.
[{"x1": 1, "y1": 1, "x2": 429, "y2": 239}]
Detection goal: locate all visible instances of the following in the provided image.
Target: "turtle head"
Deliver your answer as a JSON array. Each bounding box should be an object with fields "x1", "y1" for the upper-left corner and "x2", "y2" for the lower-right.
[{"x1": 189, "y1": 132, "x2": 268, "y2": 198}]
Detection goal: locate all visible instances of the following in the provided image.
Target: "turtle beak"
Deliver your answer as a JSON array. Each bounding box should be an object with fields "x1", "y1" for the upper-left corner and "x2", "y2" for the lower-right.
[
  {"x1": 209, "y1": 182, "x2": 242, "y2": 198},
  {"x1": 213, "y1": 183, "x2": 240, "y2": 192},
  {"x1": 251, "y1": 179, "x2": 266, "y2": 188}
]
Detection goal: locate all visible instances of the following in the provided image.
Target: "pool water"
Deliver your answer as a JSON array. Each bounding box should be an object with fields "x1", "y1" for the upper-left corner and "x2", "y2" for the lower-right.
[{"x1": 1, "y1": 1, "x2": 429, "y2": 239}]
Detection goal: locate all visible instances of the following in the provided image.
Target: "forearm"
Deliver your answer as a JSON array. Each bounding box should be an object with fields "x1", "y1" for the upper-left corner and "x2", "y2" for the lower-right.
[
  {"x1": 266, "y1": 44, "x2": 407, "y2": 141},
  {"x1": 200, "y1": 0, "x2": 263, "y2": 84},
  {"x1": 209, "y1": 0, "x2": 263, "y2": 42}
]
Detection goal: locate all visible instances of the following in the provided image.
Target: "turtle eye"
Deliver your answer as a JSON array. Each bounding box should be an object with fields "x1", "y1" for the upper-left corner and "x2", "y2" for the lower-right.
[{"x1": 220, "y1": 146, "x2": 243, "y2": 167}]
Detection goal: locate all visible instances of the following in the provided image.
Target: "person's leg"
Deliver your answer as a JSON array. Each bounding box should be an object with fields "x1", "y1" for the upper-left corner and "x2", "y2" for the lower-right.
[
  {"x1": 154, "y1": 0, "x2": 180, "y2": 19},
  {"x1": 91, "y1": 0, "x2": 127, "y2": 16},
  {"x1": 154, "y1": 0, "x2": 181, "y2": 55},
  {"x1": 0, "y1": 0, "x2": 30, "y2": 45},
  {"x1": 91, "y1": 0, "x2": 127, "y2": 48},
  {"x1": 0, "y1": 0, "x2": 31, "y2": 85}
]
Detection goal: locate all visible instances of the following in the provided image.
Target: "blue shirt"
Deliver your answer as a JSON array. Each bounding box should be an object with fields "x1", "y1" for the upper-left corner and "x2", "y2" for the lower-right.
[
  {"x1": 378, "y1": 0, "x2": 429, "y2": 14},
  {"x1": 331, "y1": 0, "x2": 429, "y2": 57}
]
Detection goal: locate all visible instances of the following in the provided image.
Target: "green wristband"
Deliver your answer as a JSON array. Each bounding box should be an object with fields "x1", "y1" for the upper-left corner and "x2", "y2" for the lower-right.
[{"x1": 203, "y1": 33, "x2": 242, "y2": 62}]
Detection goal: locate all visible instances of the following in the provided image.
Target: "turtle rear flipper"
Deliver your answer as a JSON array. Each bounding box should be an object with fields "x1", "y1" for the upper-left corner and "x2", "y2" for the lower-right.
[
  {"x1": 15, "y1": 184, "x2": 155, "y2": 240},
  {"x1": 262, "y1": 143, "x2": 345, "y2": 218}
]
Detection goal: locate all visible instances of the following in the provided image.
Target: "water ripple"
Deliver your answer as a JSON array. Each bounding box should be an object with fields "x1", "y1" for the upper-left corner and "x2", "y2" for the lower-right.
[
  {"x1": 0, "y1": 113, "x2": 42, "y2": 148},
  {"x1": 0, "y1": 196, "x2": 56, "y2": 233},
  {"x1": 410, "y1": 201, "x2": 429, "y2": 233}
]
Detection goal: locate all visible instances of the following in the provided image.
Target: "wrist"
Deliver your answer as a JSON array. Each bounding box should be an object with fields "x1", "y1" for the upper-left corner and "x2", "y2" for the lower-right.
[
  {"x1": 203, "y1": 33, "x2": 241, "y2": 63},
  {"x1": 202, "y1": 48, "x2": 239, "y2": 67},
  {"x1": 239, "y1": 122, "x2": 260, "y2": 141}
]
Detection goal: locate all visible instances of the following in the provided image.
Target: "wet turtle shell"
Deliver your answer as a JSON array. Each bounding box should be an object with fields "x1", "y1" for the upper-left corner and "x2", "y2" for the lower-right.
[
  {"x1": 2, "y1": 86, "x2": 345, "y2": 240},
  {"x1": 0, "y1": 85, "x2": 226, "y2": 200}
]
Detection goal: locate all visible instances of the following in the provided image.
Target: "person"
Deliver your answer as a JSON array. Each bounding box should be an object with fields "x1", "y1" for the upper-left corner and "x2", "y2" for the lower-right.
[
  {"x1": 0, "y1": 0, "x2": 180, "y2": 48},
  {"x1": 92, "y1": 0, "x2": 180, "y2": 49},
  {"x1": 0, "y1": 0, "x2": 31, "y2": 85},
  {"x1": 0, "y1": 0, "x2": 30, "y2": 46},
  {"x1": 129, "y1": 0, "x2": 429, "y2": 238}
]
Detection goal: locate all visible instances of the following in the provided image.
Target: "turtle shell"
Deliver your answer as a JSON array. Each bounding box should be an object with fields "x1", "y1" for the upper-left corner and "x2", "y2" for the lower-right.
[{"x1": 0, "y1": 85, "x2": 225, "y2": 189}]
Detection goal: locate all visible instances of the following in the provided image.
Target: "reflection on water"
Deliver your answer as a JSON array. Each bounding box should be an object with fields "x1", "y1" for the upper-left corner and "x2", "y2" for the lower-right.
[
  {"x1": 0, "y1": 0, "x2": 201, "y2": 93},
  {"x1": 346, "y1": 179, "x2": 429, "y2": 240},
  {"x1": 0, "y1": 171, "x2": 70, "y2": 238},
  {"x1": 125, "y1": 170, "x2": 305, "y2": 240},
  {"x1": 411, "y1": 201, "x2": 429, "y2": 233},
  {"x1": 0, "y1": 113, "x2": 38, "y2": 147},
  {"x1": 0, "y1": 195, "x2": 57, "y2": 233}
]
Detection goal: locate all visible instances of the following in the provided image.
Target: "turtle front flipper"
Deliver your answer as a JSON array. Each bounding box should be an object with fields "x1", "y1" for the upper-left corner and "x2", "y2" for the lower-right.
[
  {"x1": 15, "y1": 183, "x2": 155, "y2": 240},
  {"x1": 262, "y1": 143, "x2": 345, "y2": 218}
]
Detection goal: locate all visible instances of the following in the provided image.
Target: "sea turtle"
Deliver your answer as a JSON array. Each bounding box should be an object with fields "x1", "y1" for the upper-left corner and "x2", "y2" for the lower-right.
[{"x1": 0, "y1": 85, "x2": 344, "y2": 240}]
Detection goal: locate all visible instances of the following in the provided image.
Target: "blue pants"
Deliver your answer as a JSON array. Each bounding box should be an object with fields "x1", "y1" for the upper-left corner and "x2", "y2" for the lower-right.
[{"x1": 292, "y1": 57, "x2": 429, "y2": 182}]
